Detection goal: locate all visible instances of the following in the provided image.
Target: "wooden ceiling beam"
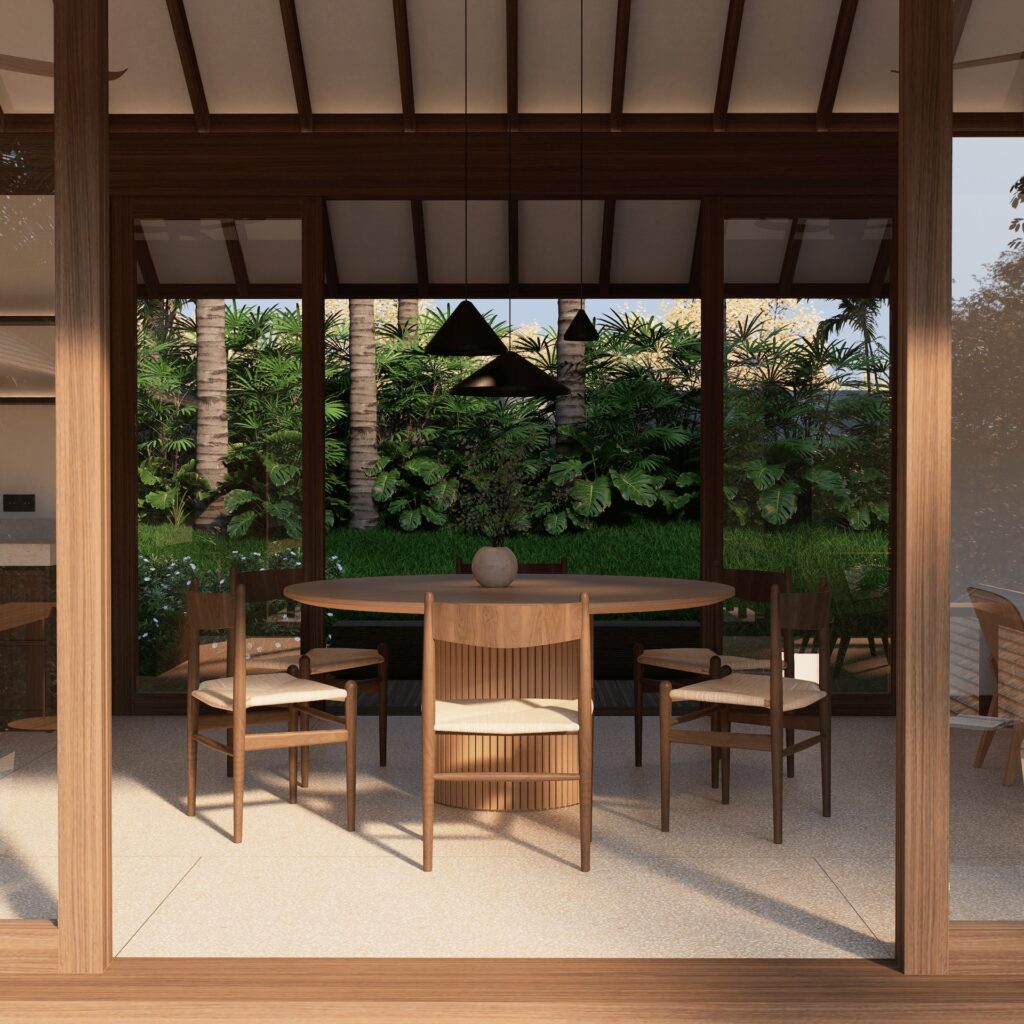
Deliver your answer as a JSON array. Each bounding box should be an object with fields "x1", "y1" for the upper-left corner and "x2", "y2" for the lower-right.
[
  {"x1": 323, "y1": 200, "x2": 340, "y2": 292},
  {"x1": 953, "y1": 0, "x2": 974, "y2": 55},
  {"x1": 688, "y1": 203, "x2": 704, "y2": 295},
  {"x1": 221, "y1": 219, "x2": 250, "y2": 297},
  {"x1": 869, "y1": 221, "x2": 892, "y2": 292},
  {"x1": 507, "y1": 0, "x2": 518, "y2": 130},
  {"x1": 713, "y1": 0, "x2": 745, "y2": 131},
  {"x1": 165, "y1": 0, "x2": 210, "y2": 133},
  {"x1": 777, "y1": 217, "x2": 804, "y2": 293},
  {"x1": 135, "y1": 232, "x2": 160, "y2": 298},
  {"x1": 508, "y1": 198, "x2": 519, "y2": 296},
  {"x1": 817, "y1": 0, "x2": 859, "y2": 131},
  {"x1": 599, "y1": 199, "x2": 616, "y2": 294},
  {"x1": 411, "y1": 198, "x2": 428, "y2": 291},
  {"x1": 393, "y1": 0, "x2": 415, "y2": 132},
  {"x1": 610, "y1": 0, "x2": 632, "y2": 131},
  {"x1": 279, "y1": 0, "x2": 313, "y2": 132}
]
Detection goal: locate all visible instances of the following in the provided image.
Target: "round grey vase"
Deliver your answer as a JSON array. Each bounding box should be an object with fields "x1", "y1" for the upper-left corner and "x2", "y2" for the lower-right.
[{"x1": 470, "y1": 546, "x2": 518, "y2": 588}]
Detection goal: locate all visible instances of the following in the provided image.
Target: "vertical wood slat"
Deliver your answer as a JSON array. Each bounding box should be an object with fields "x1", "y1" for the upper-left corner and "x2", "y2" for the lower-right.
[
  {"x1": 55, "y1": 0, "x2": 113, "y2": 974},
  {"x1": 700, "y1": 200, "x2": 725, "y2": 652},
  {"x1": 301, "y1": 198, "x2": 325, "y2": 652},
  {"x1": 895, "y1": 0, "x2": 952, "y2": 976}
]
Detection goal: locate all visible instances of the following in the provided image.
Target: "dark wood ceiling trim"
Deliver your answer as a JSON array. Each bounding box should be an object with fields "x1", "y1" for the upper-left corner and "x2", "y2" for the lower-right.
[
  {"x1": 323, "y1": 200, "x2": 340, "y2": 292},
  {"x1": 0, "y1": 315, "x2": 55, "y2": 326},
  {"x1": 713, "y1": 0, "x2": 746, "y2": 131},
  {"x1": 599, "y1": 199, "x2": 616, "y2": 294},
  {"x1": 508, "y1": 198, "x2": 519, "y2": 296},
  {"x1": 411, "y1": 198, "x2": 428, "y2": 291},
  {"x1": 610, "y1": 0, "x2": 632, "y2": 131},
  {"x1": 135, "y1": 232, "x2": 160, "y2": 298},
  {"x1": 507, "y1": 0, "x2": 518, "y2": 130},
  {"x1": 953, "y1": 0, "x2": 974, "y2": 55},
  {"x1": 778, "y1": 217, "x2": 804, "y2": 293},
  {"x1": 165, "y1": 0, "x2": 210, "y2": 133},
  {"x1": 279, "y1": 0, "x2": 313, "y2": 132},
  {"x1": 221, "y1": 219, "x2": 251, "y2": 297},
  {"x1": 869, "y1": 221, "x2": 892, "y2": 292},
  {"x1": 817, "y1": 0, "x2": 859, "y2": 131},
  {"x1": 393, "y1": 0, "x2": 415, "y2": 132}
]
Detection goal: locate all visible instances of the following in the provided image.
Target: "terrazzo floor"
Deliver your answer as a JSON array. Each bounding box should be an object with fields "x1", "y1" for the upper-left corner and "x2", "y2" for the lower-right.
[{"x1": 0, "y1": 713, "x2": 1021, "y2": 957}]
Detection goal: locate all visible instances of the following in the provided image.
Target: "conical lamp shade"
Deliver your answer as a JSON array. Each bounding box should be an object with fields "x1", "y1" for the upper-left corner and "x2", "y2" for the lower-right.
[
  {"x1": 451, "y1": 350, "x2": 570, "y2": 398},
  {"x1": 424, "y1": 299, "x2": 507, "y2": 356},
  {"x1": 563, "y1": 307, "x2": 599, "y2": 342}
]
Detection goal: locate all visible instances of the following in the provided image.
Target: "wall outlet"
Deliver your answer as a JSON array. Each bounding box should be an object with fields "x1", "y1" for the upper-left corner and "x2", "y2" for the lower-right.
[{"x1": 3, "y1": 494, "x2": 36, "y2": 512}]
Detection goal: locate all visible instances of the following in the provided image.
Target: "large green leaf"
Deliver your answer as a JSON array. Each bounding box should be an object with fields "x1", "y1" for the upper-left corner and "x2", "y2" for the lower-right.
[
  {"x1": 405, "y1": 457, "x2": 447, "y2": 484},
  {"x1": 398, "y1": 507, "x2": 422, "y2": 531},
  {"x1": 427, "y1": 478, "x2": 458, "y2": 510},
  {"x1": 420, "y1": 505, "x2": 448, "y2": 526},
  {"x1": 805, "y1": 466, "x2": 850, "y2": 499},
  {"x1": 610, "y1": 467, "x2": 659, "y2": 507},
  {"x1": 757, "y1": 480, "x2": 800, "y2": 525},
  {"x1": 226, "y1": 509, "x2": 257, "y2": 538},
  {"x1": 570, "y1": 476, "x2": 612, "y2": 518},
  {"x1": 741, "y1": 460, "x2": 786, "y2": 490},
  {"x1": 543, "y1": 511, "x2": 568, "y2": 535},
  {"x1": 372, "y1": 469, "x2": 400, "y2": 502},
  {"x1": 223, "y1": 488, "x2": 259, "y2": 514},
  {"x1": 548, "y1": 459, "x2": 585, "y2": 485},
  {"x1": 846, "y1": 506, "x2": 872, "y2": 530}
]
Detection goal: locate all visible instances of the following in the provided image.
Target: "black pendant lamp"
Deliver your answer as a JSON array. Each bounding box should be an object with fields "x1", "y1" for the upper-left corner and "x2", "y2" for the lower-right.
[
  {"x1": 424, "y1": 0, "x2": 504, "y2": 358},
  {"x1": 451, "y1": 350, "x2": 570, "y2": 399},
  {"x1": 567, "y1": 0, "x2": 598, "y2": 343}
]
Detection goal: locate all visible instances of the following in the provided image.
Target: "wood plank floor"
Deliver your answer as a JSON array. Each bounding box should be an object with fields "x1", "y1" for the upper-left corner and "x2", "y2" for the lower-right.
[{"x1": 2, "y1": 958, "x2": 1024, "y2": 1023}]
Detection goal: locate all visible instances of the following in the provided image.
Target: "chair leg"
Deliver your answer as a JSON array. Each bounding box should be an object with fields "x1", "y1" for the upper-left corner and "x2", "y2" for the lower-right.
[
  {"x1": 975, "y1": 728, "x2": 996, "y2": 769},
  {"x1": 422, "y1": 736, "x2": 435, "y2": 873},
  {"x1": 820, "y1": 700, "x2": 832, "y2": 818},
  {"x1": 186, "y1": 705, "x2": 197, "y2": 817},
  {"x1": 721, "y1": 711, "x2": 731, "y2": 805},
  {"x1": 288, "y1": 705, "x2": 298, "y2": 804},
  {"x1": 834, "y1": 635, "x2": 851, "y2": 677},
  {"x1": 378, "y1": 644, "x2": 389, "y2": 767},
  {"x1": 633, "y1": 645, "x2": 644, "y2": 767},
  {"x1": 580, "y1": 727, "x2": 593, "y2": 873},
  {"x1": 226, "y1": 727, "x2": 233, "y2": 777},
  {"x1": 659, "y1": 681, "x2": 672, "y2": 832},
  {"x1": 868, "y1": 635, "x2": 878, "y2": 657},
  {"x1": 770, "y1": 714, "x2": 784, "y2": 845},
  {"x1": 299, "y1": 711, "x2": 310, "y2": 788},
  {"x1": 711, "y1": 709, "x2": 720, "y2": 789},
  {"x1": 232, "y1": 727, "x2": 245, "y2": 844},
  {"x1": 786, "y1": 726, "x2": 795, "y2": 778},
  {"x1": 1003, "y1": 723, "x2": 1024, "y2": 786},
  {"x1": 345, "y1": 682, "x2": 358, "y2": 830}
]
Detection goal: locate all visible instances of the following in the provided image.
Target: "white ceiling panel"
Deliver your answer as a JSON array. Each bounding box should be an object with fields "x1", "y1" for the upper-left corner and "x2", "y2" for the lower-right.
[
  {"x1": 611, "y1": 201, "x2": 699, "y2": 283},
  {"x1": 0, "y1": 0, "x2": 53, "y2": 113},
  {"x1": 623, "y1": 0, "x2": 729, "y2": 114},
  {"x1": 236, "y1": 220, "x2": 302, "y2": 285},
  {"x1": 298, "y1": 0, "x2": 403, "y2": 113},
  {"x1": 724, "y1": 218, "x2": 789, "y2": 284},
  {"x1": 833, "y1": 0, "x2": 897, "y2": 114},
  {"x1": 109, "y1": 0, "x2": 192, "y2": 114},
  {"x1": 793, "y1": 218, "x2": 888, "y2": 285},
  {"x1": 518, "y1": 0, "x2": 617, "y2": 113},
  {"x1": 954, "y1": 0, "x2": 1024, "y2": 113},
  {"x1": 0, "y1": 324, "x2": 54, "y2": 397},
  {"x1": 519, "y1": 200, "x2": 602, "y2": 283},
  {"x1": 423, "y1": 201, "x2": 508, "y2": 284},
  {"x1": 0, "y1": 196, "x2": 54, "y2": 315},
  {"x1": 730, "y1": 0, "x2": 842, "y2": 114},
  {"x1": 184, "y1": 0, "x2": 296, "y2": 114},
  {"x1": 328, "y1": 202, "x2": 417, "y2": 284},
  {"x1": 408, "y1": 0, "x2": 506, "y2": 113},
  {"x1": 140, "y1": 219, "x2": 235, "y2": 286}
]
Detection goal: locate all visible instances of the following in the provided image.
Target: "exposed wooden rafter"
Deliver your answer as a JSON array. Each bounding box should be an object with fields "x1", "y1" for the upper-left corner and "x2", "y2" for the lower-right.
[
  {"x1": 323, "y1": 200, "x2": 340, "y2": 292},
  {"x1": 870, "y1": 221, "x2": 892, "y2": 292},
  {"x1": 688, "y1": 203, "x2": 704, "y2": 294},
  {"x1": 393, "y1": 0, "x2": 415, "y2": 132},
  {"x1": 508, "y1": 198, "x2": 519, "y2": 296},
  {"x1": 953, "y1": 0, "x2": 974, "y2": 55},
  {"x1": 609, "y1": 0, "x2": 632, "y2": 131},
  {"x1": 411, "y1": 198, "x2": 428, "y2": 292},
  {"x1": 778, "y1": 217, "x2": 805, "y2": 293},
  {"x1": 713, "y1": 0, "x2": 745, "y2": 131},
  {"x1": 817, "y1": 0, "x2": 859, "y2": 131},
  {"x1": 506, "y1": 0, "x2": 518, "y2": 131},
  {"x1": 221, "y1": 219, "x2": 250, "y2": 297},
  {"x1": 279, "y1": 0, "x2": 313, "y2": 132},
  {"x1": 164, "y1": 0, "x2": 210, "y2": 133},
  {"x1": 599, "y1": 199, "x2": 616, "y2": 294},
  {"x1": 135, "y1": 231, "x2": 160, "y2": 298}
]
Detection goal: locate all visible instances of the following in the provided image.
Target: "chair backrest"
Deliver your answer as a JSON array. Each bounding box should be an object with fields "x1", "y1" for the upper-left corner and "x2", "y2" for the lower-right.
[
  {"x1": 229, "y1": 564, "x2": 304, "y2": 604},
  {"x1": 454, "y1": 555, "x2": 568, "y2": 575},
  {"x1": 421, "y1": 593, "x2": 592, "y2": 711},
  {"x1": 769, "y1": 579, "x2": 833, "y2": 704},
  {"x1": 716, "y1": 563, "x2": 793, "y2": 605},
  {"x1": 184, "y1": 579, "x2": 248, "y2": 704},
  {"x1": 968, "y1": 586, "x2": 1024, "y2": 683}
]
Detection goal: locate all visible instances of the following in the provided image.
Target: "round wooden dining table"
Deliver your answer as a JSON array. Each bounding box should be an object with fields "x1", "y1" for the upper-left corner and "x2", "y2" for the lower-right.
[{"x1": 285, "y1": 574, "x2": 734, "y2": 812}]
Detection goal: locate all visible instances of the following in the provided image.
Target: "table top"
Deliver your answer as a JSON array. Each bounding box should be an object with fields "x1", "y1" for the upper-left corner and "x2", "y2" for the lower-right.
[{"x1": 284, "y1": 574, "x2": 734, "y2": 616}]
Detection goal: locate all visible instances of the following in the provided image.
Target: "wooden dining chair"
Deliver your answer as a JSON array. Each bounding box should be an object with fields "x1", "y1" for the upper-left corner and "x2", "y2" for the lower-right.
[
  {"x1": 229, "y1": 565, "x2": 390, "y2": 768},
  {"x1": 454, "y1": 555, "x2": 568, "y2": 574},
  {"x1": 967, "y1": 586, "x2": 1024, "y2": 783},
  {"x1": 420, "y1": 592, "x2": 594, "y2": 871},
  {"x1": 633, "y1": 564, "x2": 792, "y2": 767},
  {"x1": 658, "y1": 580, "x2": 832, "y2": 844},
  {"x1": 184, "y1": 580, "x2": 357, "y2": 842}
]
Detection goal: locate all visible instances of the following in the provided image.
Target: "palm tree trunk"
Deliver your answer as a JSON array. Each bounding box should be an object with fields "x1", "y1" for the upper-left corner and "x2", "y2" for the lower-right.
[
  {"x1": 348, "y1": 298, "x2": 379, "y2": 529},
  {"x1": 397, "y1": 298, "x2": 419, "y2": 342},
  {"x1": 555, "y1": 297, "x2": 586, "y2": 442},
  {"x1": 194, "y1": 298, "x2": 228, "y2": 530}
]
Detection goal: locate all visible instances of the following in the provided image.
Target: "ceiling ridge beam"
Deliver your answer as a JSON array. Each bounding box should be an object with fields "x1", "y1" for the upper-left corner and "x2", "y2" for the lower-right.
[
  {"x1": 221, "y1": 219, "x2": 251, "y2": 297},
  {"x1": 817, "y1": 0, "x2": 859, "y2": 131},
  {"x1": 411, "y1": 199, "x2": 428, "y2": 292},
  {"x1": 323, "y1": 200, "x2": 340, "y2": 295},
  {"x1": 507, "y1": 0, "x2": 518, "y2": 130},
  {"x1": 165, "y1": 0, "x2": 210, "y2": 133},
  {"x1": 778, "y1": 217, "x2": 805, "y2": 293},
  {"x1": 599, "y1": 199, "x2": 616, "y2": 294},
  {"x1": 393, "y1": 0, "x2": 415, "y2": 132},
  {"x1": 953, "y1": 0, "x2": 974, "y2": 56},
  {"x1": 610, "y1": 0, "x2": 632, "y2": 131},
  {"x1": 713, "y1": 0, "x2": 745, "y2": 131},
  {"x1": 279, "y1": 0, "x2": 313, "y2": 132}
]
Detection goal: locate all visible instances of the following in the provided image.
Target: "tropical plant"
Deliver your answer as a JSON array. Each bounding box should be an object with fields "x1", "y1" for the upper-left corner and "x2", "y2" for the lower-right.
[{"x1": 348, "y1": 298, "x2": 379, "y2": 528}]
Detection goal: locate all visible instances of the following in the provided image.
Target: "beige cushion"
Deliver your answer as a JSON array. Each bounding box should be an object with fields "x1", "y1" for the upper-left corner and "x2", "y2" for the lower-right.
[
  {"x1": 246, "y1": 645, "x2": 383, "y2": 676},
  {"x1": 434, "y1": 698, "x2": 582, "y2": 735},
  {"x1": 670, "y1": 672, "x2": 826, "y2": 713},
  {"x1": 638, "y1": 646, "x2": 770, "y2": 675},
  {"x1": 192, "y1": 673, "x2": 348, "y2": 711}
]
